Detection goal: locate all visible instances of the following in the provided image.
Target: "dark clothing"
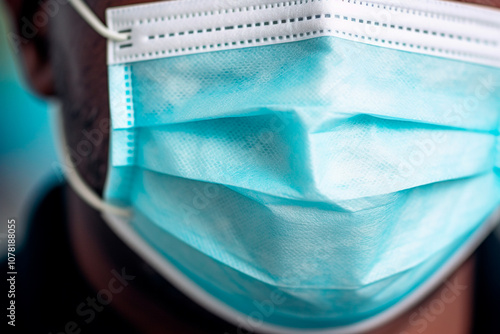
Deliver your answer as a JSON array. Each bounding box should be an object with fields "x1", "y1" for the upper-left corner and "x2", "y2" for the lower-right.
[
  {"x1": 2, "y1": 183, "x2": 138, "y2": 334},
  {"x1": 472, "y1": 223, "x2": 500, "y2": 333},
  {"x1": 2, "y1": 183, "x2": 500, "y2": 333}
]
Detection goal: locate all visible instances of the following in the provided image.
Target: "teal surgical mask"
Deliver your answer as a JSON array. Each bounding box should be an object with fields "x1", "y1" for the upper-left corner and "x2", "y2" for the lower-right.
[{"x1": 64, "y1": 0, "x2": 500, "y2": 332}]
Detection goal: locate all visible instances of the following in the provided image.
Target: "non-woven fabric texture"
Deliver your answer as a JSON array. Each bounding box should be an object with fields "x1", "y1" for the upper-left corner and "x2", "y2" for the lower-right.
[{"x1": 105, "y1": 32, "x2": 500, "y2": 329}]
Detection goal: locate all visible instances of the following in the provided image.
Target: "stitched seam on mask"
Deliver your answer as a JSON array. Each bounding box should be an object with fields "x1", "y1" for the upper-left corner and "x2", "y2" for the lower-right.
[
  {"x1": 347, "y1": 0, "x2": 500, "y2": 27},
  {"x1": 123, "y1": 65, "x2": 136, "y2": 165},
  {"x1": 109, "y1": 0, "x2": 500, "y2": 29},
  {"x1": 144, "y1": 13, "x2": 497, "y2": 47},
  {"x1": 114, "y1": 0, "x2": 495, "y2": 27},
  {"x1": 114, "y1": 29, "x2": 497, "y2": 64}
]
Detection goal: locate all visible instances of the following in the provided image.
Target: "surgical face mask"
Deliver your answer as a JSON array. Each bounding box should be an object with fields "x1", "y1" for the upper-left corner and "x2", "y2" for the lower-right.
[{"x1": 64, "y1": 0, "x2": 500, "y2": 332}]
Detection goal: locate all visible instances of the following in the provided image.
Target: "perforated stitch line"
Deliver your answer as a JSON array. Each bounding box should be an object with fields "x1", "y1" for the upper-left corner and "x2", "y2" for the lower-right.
[
  {"x1": 144, "y1": 12, "x2": 497, "y2": 47},
  {"x1": 110, "y1": 0, "x2": 314, "y2": 27},
  {"x1": 115, "y1": 28, "x2": 497, "y2": 64},
  {"x1": 109, "y1": 0, "x2": 500, "y2": 29},
  {"x1": 123, "y1": 65, "x2": 136, "y2": 165},
  {"x1": 347, "y1": 0, "x2": 500, "y2": 27}
]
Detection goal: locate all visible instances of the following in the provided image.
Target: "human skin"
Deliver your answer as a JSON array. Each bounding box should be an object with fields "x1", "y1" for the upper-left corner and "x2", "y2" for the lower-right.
[{"x1": 3, "y1": 0, "x2": 500, "y2": 333}]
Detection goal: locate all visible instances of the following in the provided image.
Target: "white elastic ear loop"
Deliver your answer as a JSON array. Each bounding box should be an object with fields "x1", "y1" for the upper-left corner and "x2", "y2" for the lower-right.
[
  {"x1": 68, "y1": 0, "x2": 129, "y2": 42},
  {"x1": 54, "y1": 104, "x2": 132, "y2": 218}
]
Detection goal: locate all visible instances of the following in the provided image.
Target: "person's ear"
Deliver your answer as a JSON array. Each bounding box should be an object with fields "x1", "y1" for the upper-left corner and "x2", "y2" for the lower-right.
[{"x1": 3, "y1": 0, "x2": 55, "y2": 96}]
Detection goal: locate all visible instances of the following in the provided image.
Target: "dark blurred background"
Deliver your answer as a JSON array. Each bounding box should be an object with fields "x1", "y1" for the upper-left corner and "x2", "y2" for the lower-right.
[{"x1": 0, "y1": 4, "x2": 57, "y2": 258}]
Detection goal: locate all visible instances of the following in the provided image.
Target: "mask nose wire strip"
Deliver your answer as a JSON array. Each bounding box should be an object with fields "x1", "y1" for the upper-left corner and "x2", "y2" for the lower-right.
[
  {"x1": 68, "y1": 0, "x2": 129, "y2": 41},
  {"x1": 55, "y1": 106, "x2": 132, "y2": 218}
]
